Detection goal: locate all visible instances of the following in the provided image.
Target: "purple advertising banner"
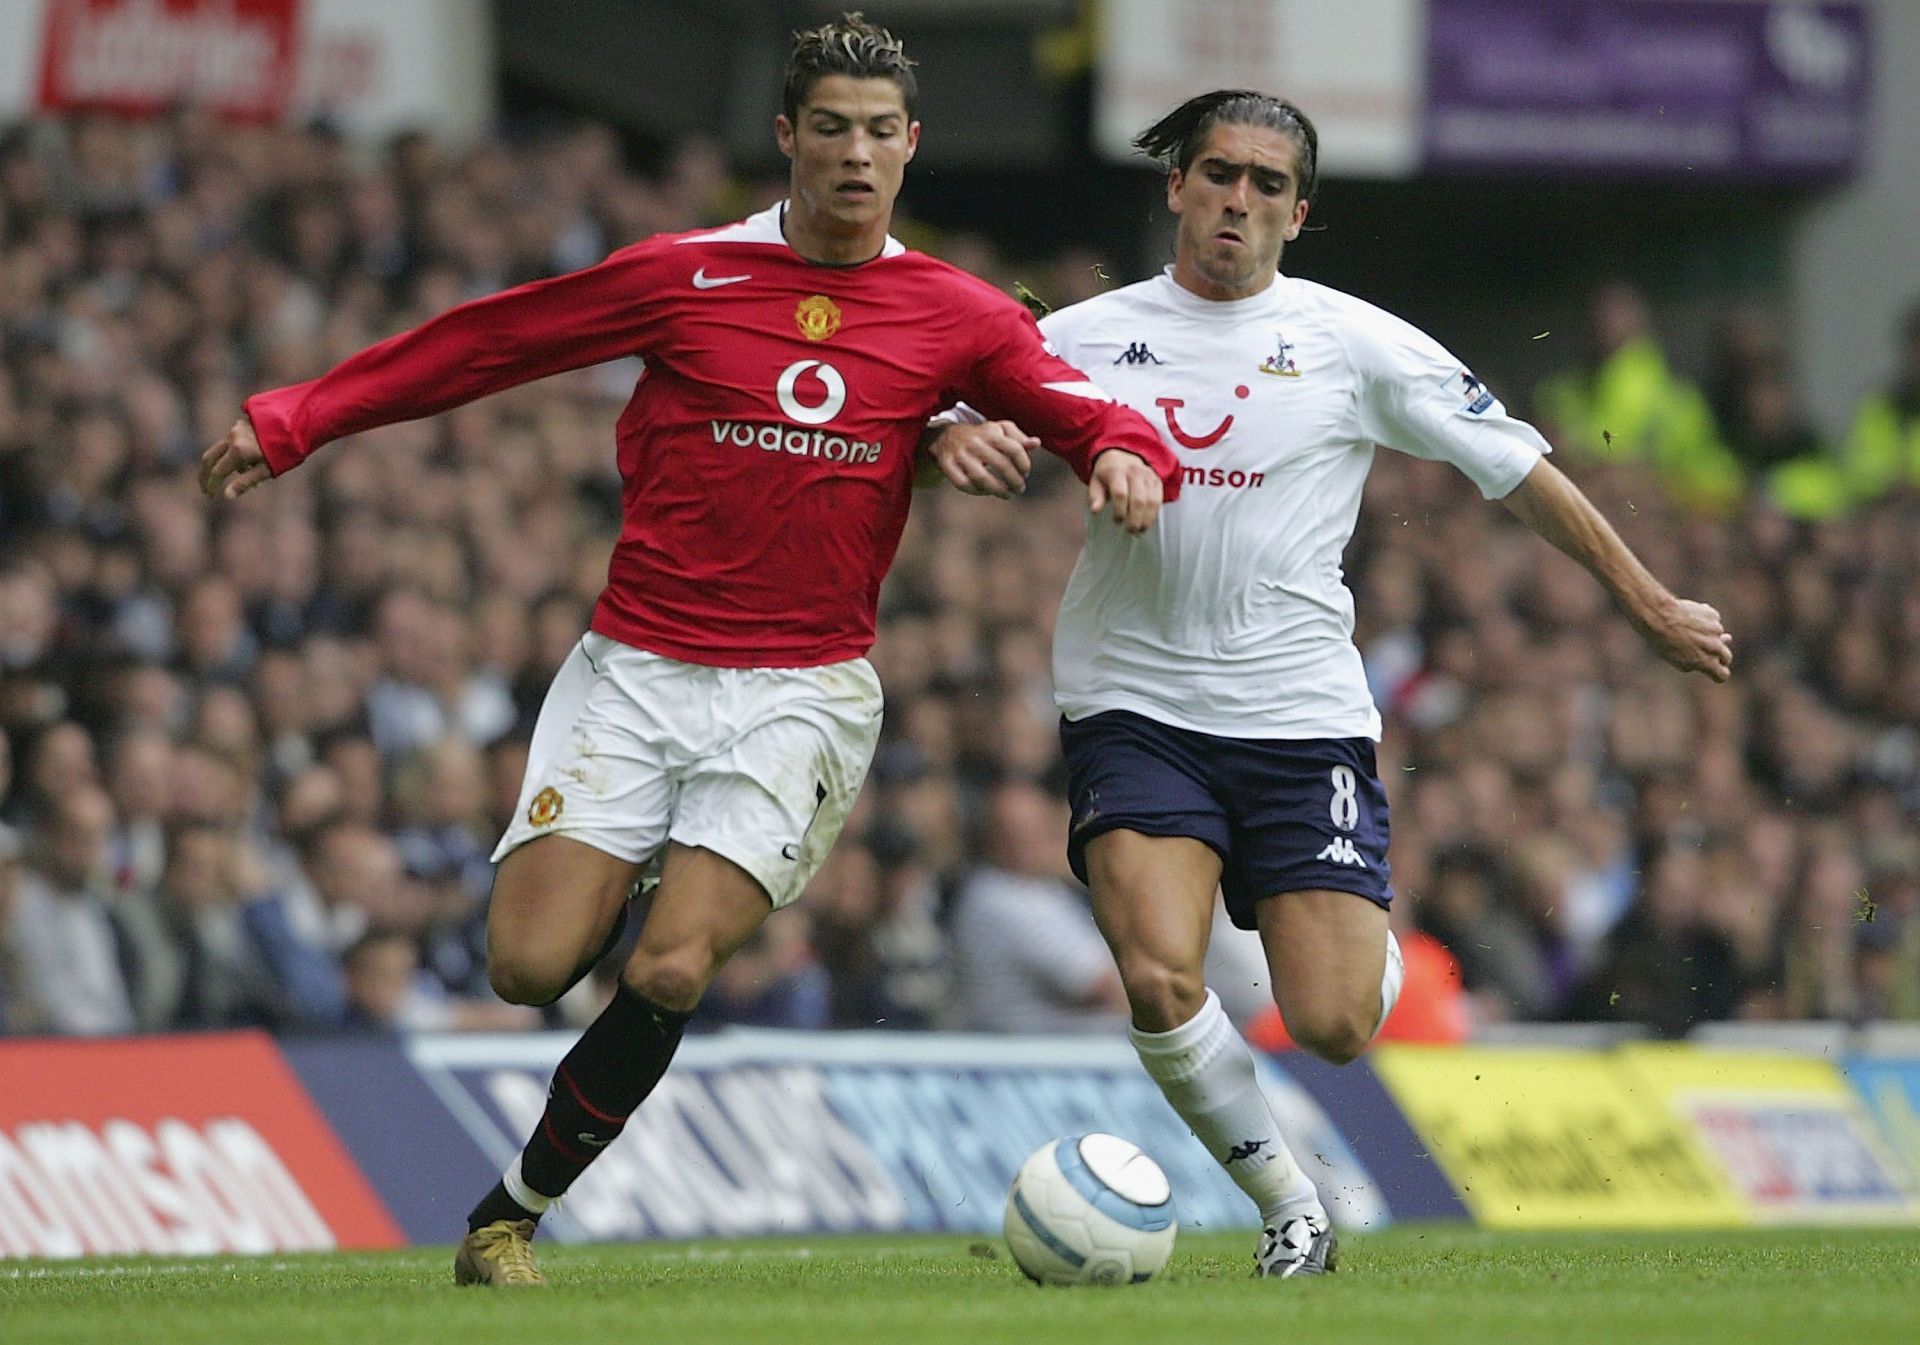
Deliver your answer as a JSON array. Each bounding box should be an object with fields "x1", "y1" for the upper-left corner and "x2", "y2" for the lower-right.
[{"x1": 1425, "y1": 0, "x2": 1869, "y2": 178}]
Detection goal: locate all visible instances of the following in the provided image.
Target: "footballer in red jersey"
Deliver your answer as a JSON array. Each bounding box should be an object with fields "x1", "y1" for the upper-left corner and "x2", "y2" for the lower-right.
[{"x1": 200, "y1": 14, "x2": 1180, "y2": 1287}]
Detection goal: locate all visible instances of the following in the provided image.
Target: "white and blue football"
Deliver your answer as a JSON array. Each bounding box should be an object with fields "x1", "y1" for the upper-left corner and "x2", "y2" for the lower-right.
[{"x1": 1002, "y1": 1133, "x2": 1178, "y2": 1286}]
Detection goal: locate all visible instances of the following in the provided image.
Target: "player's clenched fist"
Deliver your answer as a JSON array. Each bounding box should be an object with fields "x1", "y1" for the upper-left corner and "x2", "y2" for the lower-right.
[
  {"x1": 1638, "y1": 597, "x2": 1734, "y2": 684},
  {"x1": 199, "y1": 416, "x2": 272, "y2": 501},
  {"x1": 921, "y1": 419, "x2": 1038, "y2": 498},
  {"x1": 1087, "y1": 448, "x2": 1163, "y2": 534}
]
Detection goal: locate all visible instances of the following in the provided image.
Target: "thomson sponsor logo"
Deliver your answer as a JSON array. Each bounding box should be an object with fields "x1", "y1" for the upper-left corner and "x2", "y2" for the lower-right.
[
  {"x1": 0, "y1": 1118, "x2": 335, "y2": 1259},
  {"x1": 1182, "y1": 466, "x2": 1267, "y2": 490},
  {"x1": 710, "y1": 421, "x2": 884, "y2": 465}
]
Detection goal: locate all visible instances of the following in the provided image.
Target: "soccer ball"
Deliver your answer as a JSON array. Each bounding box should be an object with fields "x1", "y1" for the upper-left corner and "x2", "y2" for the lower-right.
[{"x1": 1002, "y1": 1133, "x2": 1178, "y2": 1286}]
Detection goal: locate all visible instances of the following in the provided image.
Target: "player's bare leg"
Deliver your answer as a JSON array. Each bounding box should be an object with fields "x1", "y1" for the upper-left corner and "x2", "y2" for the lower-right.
[
  {"x1": 457, "y1": 842, "x2": 773, "y2": 1286},
  {"x1": 1086, "y1": 830, "x2": 1217, "y2": 1032},
  {"x1": 621, "y1": 844, "x2": 779, "y2": 1012},
  {"x1": 484, "y1": 834, "x2": 644, "y2": 1006},
  {"x1": 1085, "y1": 830, "x2": 1325, "y2": 1271},
  {"x1": 1256, "y1": 888, "x2": 1397, "y2": 1065},
  {"x1": 1243, "y1": 888, "x2": 1401, "y2": 1278}
]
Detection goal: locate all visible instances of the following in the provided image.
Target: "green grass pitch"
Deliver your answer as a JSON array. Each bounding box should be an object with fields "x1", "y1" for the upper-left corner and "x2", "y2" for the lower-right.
[{"x1": 4, "y1": 1228, "x2": 1918, "y2": 1345}]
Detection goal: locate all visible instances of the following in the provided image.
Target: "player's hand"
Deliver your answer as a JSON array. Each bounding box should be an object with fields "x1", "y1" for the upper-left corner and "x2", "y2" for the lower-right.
[
  {"x1": 1636, "y1": 596, "x2": 1733, "y2": 683},
  {"x1": 199, "y1": 415, "x2": 272, "y2": 501},
  {"x1": 923, "y1": 420, "x2": 1037, "y2": 497},
  {"x1": 1087, "y1": 449, "x2": 1163, "y2": 534}
]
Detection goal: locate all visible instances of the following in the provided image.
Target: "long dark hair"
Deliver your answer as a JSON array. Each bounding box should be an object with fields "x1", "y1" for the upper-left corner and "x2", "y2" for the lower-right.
[{"x1": 1133, "y1": 90, "x2": 1319, "y2": 204}]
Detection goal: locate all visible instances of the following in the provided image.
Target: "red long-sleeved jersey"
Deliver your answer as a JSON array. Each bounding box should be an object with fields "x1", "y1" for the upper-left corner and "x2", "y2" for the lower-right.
[{"x1": 246, "y1": 205, "x2": 1180, "y2": 668}]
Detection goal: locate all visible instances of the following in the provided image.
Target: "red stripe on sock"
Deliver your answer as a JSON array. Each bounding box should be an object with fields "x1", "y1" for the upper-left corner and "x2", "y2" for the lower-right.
[
  {"x1": 556, "y1": 1066, "x2": 629, "y2": 1128},
  {"x1": 555, "y1": 1063, "x2": 628, "y2": 1125},
  {"x1": 541, "y1": 1114, "x2": 593, "y2": 1163}
]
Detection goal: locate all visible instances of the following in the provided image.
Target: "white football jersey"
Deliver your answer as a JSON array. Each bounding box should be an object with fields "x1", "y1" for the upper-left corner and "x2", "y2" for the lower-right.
[{"x1": 1041, "y1": 270, "x2": 1548, "y2": 740}]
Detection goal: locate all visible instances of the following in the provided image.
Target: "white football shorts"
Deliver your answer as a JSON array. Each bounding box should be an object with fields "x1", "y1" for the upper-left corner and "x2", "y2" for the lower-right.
[{"x1": 492, "y1": 632, "x2": 884, "y2": 909}]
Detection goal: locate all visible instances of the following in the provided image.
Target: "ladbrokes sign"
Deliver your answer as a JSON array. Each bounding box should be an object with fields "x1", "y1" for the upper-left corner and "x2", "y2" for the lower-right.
[{"x1": 0, "y1": 1033, "x2": 400, "y2": 1259}]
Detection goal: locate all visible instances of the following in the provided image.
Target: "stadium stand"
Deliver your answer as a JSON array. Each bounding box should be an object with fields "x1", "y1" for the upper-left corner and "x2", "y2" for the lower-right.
[{"x1": 1, "y1": 112, "x2": 1916, "y2": 1041}]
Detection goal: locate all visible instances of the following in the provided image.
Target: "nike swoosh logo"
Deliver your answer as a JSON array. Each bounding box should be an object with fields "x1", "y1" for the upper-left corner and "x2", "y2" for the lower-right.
[
  {"x1": 692, "y1": 268, "x2": 751, "y2": 289},
  {"x1": 576, "y1": 1132, "x2": 612, "y2": 1148}
]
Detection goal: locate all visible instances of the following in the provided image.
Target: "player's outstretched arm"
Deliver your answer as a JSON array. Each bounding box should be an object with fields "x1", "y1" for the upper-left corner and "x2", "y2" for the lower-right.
[
  {"x1": 1500, "y1": 457, "x2": 1732, "y2": 682},
  {"x1": 200, "y1": 416, "x2": 271, "y2": 502},
  {"x1": 915, "y1": 419, "x2": 1038, "y2": 496}
]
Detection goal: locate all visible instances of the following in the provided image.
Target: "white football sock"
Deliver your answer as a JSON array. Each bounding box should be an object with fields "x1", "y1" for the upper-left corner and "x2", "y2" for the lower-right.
[
  {"x1": 501, "y1": 1154, "x2": 557, "y2": 1213},
  {"x1": 1373, "y1": 930, "x2": 1405, "y2": 1039},
  {"x1": 1131, "y1": 989, "x2": 1322, "y2": 1225}
]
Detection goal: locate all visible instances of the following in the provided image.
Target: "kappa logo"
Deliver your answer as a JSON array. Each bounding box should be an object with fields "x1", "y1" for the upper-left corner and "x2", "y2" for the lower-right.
[
  {"x1": 1225, "y1": 1139, "x2": 1270, "y2": 1165},
  {"x1": 1113, "y1": 341, "x2": 1164, "y2": 366},
  {"x1": 1315, "y1": 837, "x2": 1368, "y2": 868}
]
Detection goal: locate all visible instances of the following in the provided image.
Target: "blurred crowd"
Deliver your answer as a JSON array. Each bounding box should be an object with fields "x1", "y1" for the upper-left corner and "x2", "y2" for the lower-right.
[{"x1": 1, "y1": 112, "x2": 1916, "y2": 1044}]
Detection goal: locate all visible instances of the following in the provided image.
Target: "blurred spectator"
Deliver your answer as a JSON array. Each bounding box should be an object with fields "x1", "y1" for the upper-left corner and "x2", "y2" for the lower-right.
[
  {"x1": 1535, "y1": 281, "x2": 1742, "y2": 512},
  {"x1": 1705, "y1": 305, "x2": 1821, "y2": 473},
  {"x1": 1417, "y1": 843, "x2": 1555, "y2": 1022},
  {"x1": 156, "y1": 821, "x2": 291, "y2": 1028},
  {"x1": 948, "y1": 778, "x2": 1126, "y2": 1033},
  {"x1": 7, "y1": 785, "x2": 137, "y2": 1034},
  {"x1": 1837, "y1": 299, "x2": 1920, "y2": 506},
  {"x1": 341, "y1": 929, "x2": 421, "y2": 1032},
  {"x1": 1565, "y1": 843, "x2": 1745, "y2": 1037},
  {"x1": 696, "y1": 911, "x2": 831, "y2": 1030},
  {"x1": 104, "y1": 725, "x2": 171, "y2": 894},
  {"x1": 0, "y1": 824, "x2": 39, "y2": 1033},
  {"x1": 808, "y1": 826, "x2": 951, "y2": 1029}
]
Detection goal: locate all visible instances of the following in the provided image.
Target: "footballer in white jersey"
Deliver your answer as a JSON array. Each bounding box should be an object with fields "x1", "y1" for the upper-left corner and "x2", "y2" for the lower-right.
[
  {"x1": 1043, "y1": 269, "x2": 1548, "y2": 743},
  {"x1": 934, "y1": 89, "x2": 1731, "y2": 1283}
]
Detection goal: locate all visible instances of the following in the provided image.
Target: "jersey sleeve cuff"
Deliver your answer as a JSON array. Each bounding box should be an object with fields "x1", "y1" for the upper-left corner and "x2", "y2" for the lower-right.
[{"x1": 243, "y1": 383, "x2": 318, "y2": 477}]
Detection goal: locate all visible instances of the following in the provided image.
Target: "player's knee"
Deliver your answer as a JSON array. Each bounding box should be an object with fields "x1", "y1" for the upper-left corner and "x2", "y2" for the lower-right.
[
  {"x1": 623, "y1": 948, "x2": 711, "y2": 1014},
  {"x1": 488, "y1": 954, "x2": 570, "y2": 1008},
  {"x1": 1288, "y1": 1004, "x2": 1373, "y2": 1066},
  {"x1": 1115, "y1": 953, "x2": 1206, "y2": 1033}
]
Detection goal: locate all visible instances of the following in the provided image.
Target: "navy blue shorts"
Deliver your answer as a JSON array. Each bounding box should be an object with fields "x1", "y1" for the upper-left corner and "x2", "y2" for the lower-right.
[{"x1": 1060, "y1": 710, "x2": 1392, "y2": 930}]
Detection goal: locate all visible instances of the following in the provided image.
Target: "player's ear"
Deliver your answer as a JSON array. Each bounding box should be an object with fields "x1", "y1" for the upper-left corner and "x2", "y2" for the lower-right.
[
  {"x1": 1165, "y1": 169, "x2": 1186, "y2": 215},
  {"x1": 775, "y1": 114, "x2": 796, "y2": 160},
  {"x1": 1283, "y1": 197, "x2": 1309, "y2": 241},
  {"x1": 904, "y1": 120, "x2": 921, "y2": 161}
]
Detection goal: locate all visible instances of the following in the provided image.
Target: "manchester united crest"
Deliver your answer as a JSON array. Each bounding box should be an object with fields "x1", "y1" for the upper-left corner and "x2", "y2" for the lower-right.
[
  {"x1": 795, "y1": 294, "x2": 841, "y2": 341},
  {"x1": 527, "y1": 786, "x2": 564, "y2": 827}
]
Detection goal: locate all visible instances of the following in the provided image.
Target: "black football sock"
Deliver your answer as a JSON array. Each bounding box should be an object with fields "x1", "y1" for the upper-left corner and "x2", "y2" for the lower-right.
[
  {"x1": 515, "y1": 983, "x2": 693, "y2": 1200},
  {"x1": 467, "y1": 1179, "x2": 538, "y2": 1232}
]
